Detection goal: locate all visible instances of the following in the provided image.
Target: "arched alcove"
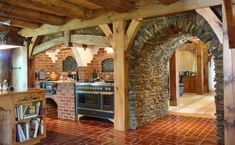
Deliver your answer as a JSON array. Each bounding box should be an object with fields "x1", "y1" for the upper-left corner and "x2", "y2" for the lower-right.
[
  {"x1": 128, "y1": 12, "x2": 223, "y2": 144},
  {"x1": 46, "y1": 98, "x2": 58, "y2": 119}
]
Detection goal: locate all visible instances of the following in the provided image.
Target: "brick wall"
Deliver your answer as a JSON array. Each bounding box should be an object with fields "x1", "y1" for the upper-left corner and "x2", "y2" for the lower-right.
[
  {"x1": 57, "y1": 83, "x2": 76, "y2": 120},
  {"x1": 78, "y1": 48, "x2": 114, "y2": 82},
  {"x1": 34, "y1": 45, "x2": 74, "y2": 75},
  {"x1": 34, "y1": 46, "x2": 114, "y2": 82}
]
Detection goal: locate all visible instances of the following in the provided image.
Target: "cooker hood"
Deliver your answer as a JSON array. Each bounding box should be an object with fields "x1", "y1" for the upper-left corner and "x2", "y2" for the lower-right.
[{"x1": 0, "y1": 30, "x2": 25, "y2": 50}]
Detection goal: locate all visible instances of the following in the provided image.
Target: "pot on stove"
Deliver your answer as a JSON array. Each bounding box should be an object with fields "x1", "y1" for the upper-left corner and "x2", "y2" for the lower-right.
[{"x1": 49, "y1": 72, "x2": 58, "y2": 81}]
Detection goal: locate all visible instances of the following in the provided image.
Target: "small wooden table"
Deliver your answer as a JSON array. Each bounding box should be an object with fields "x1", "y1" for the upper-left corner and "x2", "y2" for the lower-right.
[{"x1": 0, "y1": 89, "x2": 46, "y2": 145}]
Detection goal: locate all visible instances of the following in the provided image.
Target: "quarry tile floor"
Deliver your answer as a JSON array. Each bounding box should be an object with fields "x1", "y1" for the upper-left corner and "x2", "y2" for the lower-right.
[{"x1": 39, "y1": 115, "x2": 218, "y2": 145}]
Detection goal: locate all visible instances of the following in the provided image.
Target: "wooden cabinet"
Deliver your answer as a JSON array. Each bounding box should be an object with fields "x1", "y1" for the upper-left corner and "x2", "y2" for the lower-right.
[
  {"x1": 0, "y1": 89, "x2": 46, "y2": 145},
  {"x1": 184, "y1": 76, "x2": 196, "y2": 93}
]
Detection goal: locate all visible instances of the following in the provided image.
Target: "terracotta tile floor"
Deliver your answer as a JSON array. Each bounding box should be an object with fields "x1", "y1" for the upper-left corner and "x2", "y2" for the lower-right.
[{"x1": 39, "y1": 115, "x2": 219, "y2": 145}]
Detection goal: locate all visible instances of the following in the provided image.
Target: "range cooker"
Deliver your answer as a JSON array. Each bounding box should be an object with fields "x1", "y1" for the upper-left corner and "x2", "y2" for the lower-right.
[{"x1": 75, "y1": 82, "x2": 114, "y2": 119}]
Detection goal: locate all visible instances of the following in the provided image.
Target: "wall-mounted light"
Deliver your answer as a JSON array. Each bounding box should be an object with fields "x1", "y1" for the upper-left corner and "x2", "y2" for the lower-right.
[{"x1": 0, "y1": 30, "x2": 24, "y2": 50}]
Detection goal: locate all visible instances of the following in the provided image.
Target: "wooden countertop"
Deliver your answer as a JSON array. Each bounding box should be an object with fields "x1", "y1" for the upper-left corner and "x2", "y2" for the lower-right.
[{"x1": 0, "y1": 88, "x2": 46, "y2": 97}]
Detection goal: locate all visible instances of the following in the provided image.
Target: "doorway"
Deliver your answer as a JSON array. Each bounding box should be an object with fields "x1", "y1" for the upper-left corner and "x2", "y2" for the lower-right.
[{"x1": 169, "y1": 39, "x2": 216, "y2": 118}]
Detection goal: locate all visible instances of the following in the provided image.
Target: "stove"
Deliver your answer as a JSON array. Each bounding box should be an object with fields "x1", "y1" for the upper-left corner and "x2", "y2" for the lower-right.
[{"x1": 75, "y1": 82, "x2": 114, "y2": 119}]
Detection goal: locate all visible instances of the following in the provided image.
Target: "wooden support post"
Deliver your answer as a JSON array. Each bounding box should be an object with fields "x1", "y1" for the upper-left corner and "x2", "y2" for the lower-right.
[
  {"x1": 196, "y1": 42, "x2": 204, "y2": 95},
  {"x1": 113, "y1": 21, "x2": 129, "y2": 131},
  {"x1": 64, "y1": 31, "x2": 72, "y2": 47},
  {"x1": 169, "y1": 52, "x2": 179, "y2": 106},
  {"x1": 224, "y1": 0, "x2": 235, "y2": 48},
  {"x1": 223, "y1": 5, "x2": 235, "y2": 145},
  {"x1": 203, "y1": 44, "x2": 209, "y2": 93},
  {"x1": 99, "y1": 19, "x2": 142, "y2": 131}
]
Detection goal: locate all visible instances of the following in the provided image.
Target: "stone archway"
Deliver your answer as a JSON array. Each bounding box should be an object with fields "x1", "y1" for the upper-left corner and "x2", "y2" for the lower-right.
[{"x1": 128, "y1": 12, "x2": 223, "y2": 144}]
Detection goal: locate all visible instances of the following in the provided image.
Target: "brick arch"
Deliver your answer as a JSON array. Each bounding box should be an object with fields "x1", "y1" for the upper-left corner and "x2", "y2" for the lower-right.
[
  {"x1": 46, "y1": 98, "x2": 58, "y2": 119},
  {"x1": 128, "y1": 12, "x2": 223, "y2": 144}
]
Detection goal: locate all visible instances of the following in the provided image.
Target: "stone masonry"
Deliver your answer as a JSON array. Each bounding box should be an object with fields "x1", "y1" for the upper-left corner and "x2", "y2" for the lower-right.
[{"x1": 129, "y1": 12, "x2": 224, "y2": 144}]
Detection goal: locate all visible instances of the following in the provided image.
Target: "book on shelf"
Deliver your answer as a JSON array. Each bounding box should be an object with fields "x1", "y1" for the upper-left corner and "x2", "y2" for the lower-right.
[
  {"x1": 16, "y1": 101, "x2": 42, "y2": 121},
  {"x1": 17, "y1": 124, "x2": 26, "y2": 142},
  {"x1": 16, "y1": 117, "x2": 42, "y2": 142},
  {"x1": 33, "y1": 118, "x2": 41, "y2": 138}
]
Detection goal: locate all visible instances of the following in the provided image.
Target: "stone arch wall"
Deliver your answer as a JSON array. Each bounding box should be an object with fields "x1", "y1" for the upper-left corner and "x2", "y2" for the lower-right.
[{"x1": 129, "y1": 12, "x2": 223, "y2": 144}]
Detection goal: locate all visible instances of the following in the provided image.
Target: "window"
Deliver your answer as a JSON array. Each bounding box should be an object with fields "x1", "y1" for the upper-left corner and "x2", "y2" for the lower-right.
[{"x1": 102, "y1": 58, "x2": 114, "y2": 72}]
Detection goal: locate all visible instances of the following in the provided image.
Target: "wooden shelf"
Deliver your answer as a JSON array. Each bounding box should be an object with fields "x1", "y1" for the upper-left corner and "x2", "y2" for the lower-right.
[
  {"x1": 16, "y1": 115, "x2": 42, "y2": 123},
  {"x1": 0, "y1": 89, "x2": 46, "y2": 145},
  {"x1": 15, "y1": 135, "x2": 45, "y2": 145}
]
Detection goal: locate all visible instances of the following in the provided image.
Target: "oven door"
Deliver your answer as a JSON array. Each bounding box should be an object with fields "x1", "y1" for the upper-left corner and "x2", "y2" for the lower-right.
[
  {"x1": 77, "y1": 92, "x2": 101, "y2": 109},
  {"x1": 101, "y1": 93, "x2": 114, "y2": 111}
]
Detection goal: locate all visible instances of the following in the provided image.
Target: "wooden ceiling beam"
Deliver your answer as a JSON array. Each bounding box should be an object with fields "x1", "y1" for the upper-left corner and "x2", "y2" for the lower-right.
[
  {"x1": 0, "y1": 25, "x2": 20, "y2": 32},
  {"x1": 1, "y1": 0, "x2": 70, "y2": 17},
  {"x1": 0, "y1": 16, "x2": 40, "y2": 29},
  {"x1": 31, "y1": 0, "x2": 94, "y2": 19},
  {"x1": 196, "y1": 8, "x2": 223, "y2": 44},
  {"x1": 19, "y1": 0, "x2": 223, "y2": 37},
  {"x1": 158, "y1": 0, "x2": 179, "y2": 5},
  {"x1": 66, "y1": 0, "x2": 102, "y2": 10},
  {"x1": 0, "y1": 2, "x2": 65, "y2": 25},
  {"x1": 32, "y1": 34, "x2": 110, "y2": 55},
  {"x1": 88, "y1": 0, "x2": 135, "y2": 13}
]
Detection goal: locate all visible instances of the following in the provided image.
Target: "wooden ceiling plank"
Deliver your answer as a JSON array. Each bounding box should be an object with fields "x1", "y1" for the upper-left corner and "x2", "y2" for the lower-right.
[
  {"x1": 2, "y1": 0, "x2": 70, "y2": 17},
  {"x1": 88, "y1": 0, "x2": 135, "y2": 13},
  {"x1": 19, "y1": 0, "x2": 223, "y2": 37},
  {"x1": 196, "y1": 8, "x2": 223, "y2": 44},
  {"x1": 0, "y1": 16, "x2": 40, "y2": 28},
  {"x1": 66, "y1": 0, "x2": 102, "y2": 10},
  {"x1": 224, "y1": 0, "x2": 235, "y2": 48},
  {"x1": 0, "y1": 2, "x2": 65, "y2": 25},
  {"x1": 31, "y1": 0, "x2": 94, "y2": 19}
]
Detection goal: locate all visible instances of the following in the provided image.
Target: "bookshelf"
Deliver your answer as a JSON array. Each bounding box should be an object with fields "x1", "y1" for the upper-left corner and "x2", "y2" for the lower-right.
[{"x1": 0, "y1": 89, "x2": 46, "y2": 145}]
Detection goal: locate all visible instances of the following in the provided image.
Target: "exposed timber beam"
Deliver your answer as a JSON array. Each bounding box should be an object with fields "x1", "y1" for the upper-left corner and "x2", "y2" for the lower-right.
[
  {"x1": 0, "y1": 16, "x2": 40, "y2": 29},
  {"x1": 99, "y1": 24, "x2": 113, "y2": 46},
  {"x1": 66, "y1": 0, "x2": 102, "y2": 10},
  {"x1": 28, "y1": 36, "x2": 43, "y2": 58},
  {"x1": 0, "y1": 2, "x2": 65, "y2": 25},
  {"x1": 31, "y1": 0, "x2": 94, "y2": 19},
  {"x1": 1, "y1": 0, "x2": 71, "y2": 17},
  {"x1": 125, "y1": 18, "x2": 143, "y2": 51},
  {"x1": 71, "y1": 35, "x2": 110, "y2": 47},
  {"x1": 196, "y1": 8, "x2": 223, "y2": 44},
  {"x1": 169, "y1": 51, "x2": 179, "y2": 106},
  {"x1": 99, "y1": 24, "x2": 113, "y2": 38},
  {"x1": 33, "y1": 34, "x2": 110, "y2": 55},
  {"x1": 0, "y1": 25, "x2": 20, "y2": 32},
  {"x1": 224, "y1": 0, "x2": 235, "y2": 48},
  {"x1": 33, "y1": 37, "x2": 64, "y2": 55},
  {"x1": 88, "y1": 0, "x2": 135, "y2": 13},
  {"x1": 113, "y1": 20, "x2": 129, "y2": 131},
  {"x1": 64, "y1": 31, "x2": 72, "y2": 47},
  {"x1": 0, "y1": 16, "x2": 40, "y2": 28},
  {"x1": 19, "y1": 0, "x2": 223, "y2": 37},
  {"x1": 158, "y1": 0, "x2": 179, "y2": 5}
]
